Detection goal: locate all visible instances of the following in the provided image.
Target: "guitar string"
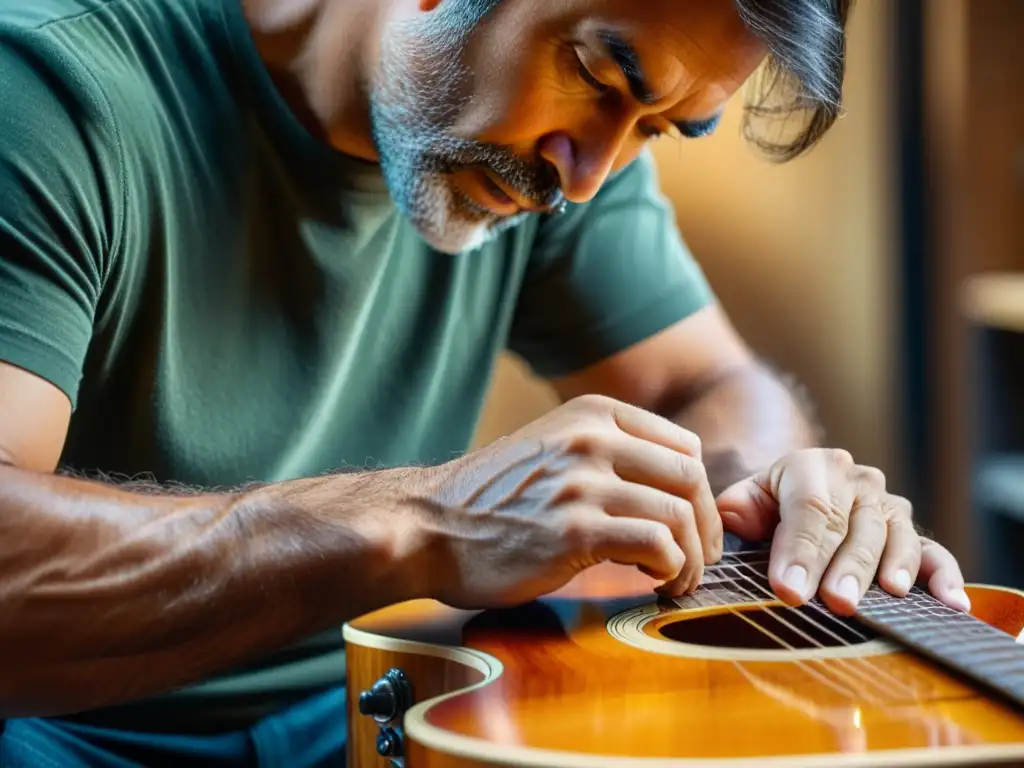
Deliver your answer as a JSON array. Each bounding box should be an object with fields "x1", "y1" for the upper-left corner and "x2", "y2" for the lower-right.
[
  {"x1": 677, "y1": 584, "x2": 861, "y2": 701},
  {"x1": 708, "y1": 552, "x2": 1024, "y2": 695},
  {"x1": 728, "y1": 559, "x2": 921, "y2": 696},
  {"x1": 678, "y1": 552, "x2": 873, "y2": 700},
  {"x1": 720, "y1": 550, "x2": 996, "y2": 670},
  {"x1": 686, "y1": 579, "x2": 977, "y2": 745},
  {"x1": 731, "y1": 559, "x2": 871, "y2": 641},
  {"x1": 693, "y1": 553, "x2": 920, "y2": 701},
  {"x1": 718, "y1": 560, "x2": 920, "y2": 701},
  {"x1": 706, "y1": 549, "x2": 945, "y2": 648},
  {"x1": 693, "y1": 571, "x2": 898, "y2": 704}
]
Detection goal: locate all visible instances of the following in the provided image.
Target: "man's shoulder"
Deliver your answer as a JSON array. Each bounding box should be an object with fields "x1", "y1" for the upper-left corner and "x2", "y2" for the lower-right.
[
  {"x1": 0, "y1": 0, "x2": 235, "y2": 190},
  {"x1": 0, "y1": 1, "x2": 135, "y2": 176},
  {"x1": 0, "y1": 0, "x2": 111, "y2": 32},
  {"x1": 0, "y1": 0, "x2": 139, "y2": 114},
  {"x1": 0, "y1": 0, "x2": 219, "y2": 104}
]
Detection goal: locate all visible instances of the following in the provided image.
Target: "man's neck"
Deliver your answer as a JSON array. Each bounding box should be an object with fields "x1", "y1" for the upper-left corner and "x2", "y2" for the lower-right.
[{"x1": 240, "y1": 0, "x2": 385, "y2": 163}]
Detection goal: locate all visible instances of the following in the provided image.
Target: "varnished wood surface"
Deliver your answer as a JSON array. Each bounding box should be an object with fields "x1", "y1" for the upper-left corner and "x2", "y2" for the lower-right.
[{"x1": 345, "y1": 564, "x2": 1024, "y2": 766}]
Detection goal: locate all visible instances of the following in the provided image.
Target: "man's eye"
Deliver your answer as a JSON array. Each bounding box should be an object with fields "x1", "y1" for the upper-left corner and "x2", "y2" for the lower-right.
[{"x1": 577, "y1": 62, "x2": 609, "y2": 95}]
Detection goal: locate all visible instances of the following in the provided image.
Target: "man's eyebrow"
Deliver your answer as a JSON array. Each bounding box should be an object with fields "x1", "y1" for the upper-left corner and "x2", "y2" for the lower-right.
[
  {"x1": 595, "y1": 27, "x2": 723, "y2": 139},
  {"x1": 597, "y1": 28, "x2": 657, "y2": 105}
]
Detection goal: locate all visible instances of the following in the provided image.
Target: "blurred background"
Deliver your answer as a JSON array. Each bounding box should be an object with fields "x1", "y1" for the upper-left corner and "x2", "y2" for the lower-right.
[{"x1": 472, "y1": 0, "x2": 1024, "y2": 588}]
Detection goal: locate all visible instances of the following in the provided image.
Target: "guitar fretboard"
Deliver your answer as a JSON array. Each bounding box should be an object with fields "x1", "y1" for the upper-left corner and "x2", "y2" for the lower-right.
[
  {"x1": 710, "y1": 548, "x2": 1024, "y2": 711},
  {"x1": 854, "y1": 586, "x2": 1024, "y2": 710}
]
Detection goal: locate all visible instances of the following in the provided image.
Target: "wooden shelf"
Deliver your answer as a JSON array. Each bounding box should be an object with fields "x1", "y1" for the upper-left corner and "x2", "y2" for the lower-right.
[{"x1": 963, "y1": 273, "x2": 1024, "y2": 333}]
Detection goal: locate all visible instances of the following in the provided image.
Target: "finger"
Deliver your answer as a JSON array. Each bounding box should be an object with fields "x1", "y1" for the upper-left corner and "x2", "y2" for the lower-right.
[
  {"x1": 818, "y1": 494, "x2": 887, "y2": 615},
  {"x1": 611, "y1": 435, "x2": 722, "y2": 565},
  {"x1": 595, "y1": 479, "x2": 704, "y2": 595},
  {"x1": 918, "y1": 538, "x2": 970, "y2": 612},
  {"x1": 582, "y1": 515, "x2": 686, "y2": 585},
  {"x1": 604, "y1": 399, "x2": 703, "y2": 460},
  {"x1": 876, "y1": 496, "x2": 922, "y2": 598},
  {"x1": 768, "y1": 449, "x2": 856, "y2": 605},
  {"x1": 716, "y1": 473, "x2": 780, "y2": 541}
]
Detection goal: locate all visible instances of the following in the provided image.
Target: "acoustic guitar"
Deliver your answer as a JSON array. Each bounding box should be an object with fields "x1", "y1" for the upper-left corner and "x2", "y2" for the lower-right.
[{"x1": 343, "y1": 542, "x2": 1024, "y2": 767}]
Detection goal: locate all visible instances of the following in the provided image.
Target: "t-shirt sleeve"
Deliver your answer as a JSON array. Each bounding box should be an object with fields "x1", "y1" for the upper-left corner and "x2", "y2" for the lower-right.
[
  {"x1": 0, "y1": 34, "x2": 120, "y2": 407},
  {"x1": 508, "y1": 149, "x2": 715, "y2": 378}
]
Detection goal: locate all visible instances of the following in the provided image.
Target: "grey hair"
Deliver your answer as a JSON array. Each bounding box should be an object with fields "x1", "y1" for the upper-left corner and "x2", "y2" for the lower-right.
[{"x1": 735, "y1": 0, "x2": 854, "y2": 160}]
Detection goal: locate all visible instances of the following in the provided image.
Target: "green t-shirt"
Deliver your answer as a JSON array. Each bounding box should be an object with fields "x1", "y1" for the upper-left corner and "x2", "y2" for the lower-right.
[{"x1": 0, "y1": 0, "x2": 714, "y2": 729}]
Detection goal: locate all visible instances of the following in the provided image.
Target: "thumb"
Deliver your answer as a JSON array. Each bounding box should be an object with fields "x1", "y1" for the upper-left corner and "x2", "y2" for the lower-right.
[{"x1": 716, "y1": 472, "x2": 779, "y2": 541}]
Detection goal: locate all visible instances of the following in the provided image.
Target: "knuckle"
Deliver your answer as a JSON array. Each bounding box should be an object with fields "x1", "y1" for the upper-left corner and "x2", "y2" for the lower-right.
[
  {"x1": 679, "y1": 429, "x2": 702, "y2": 459},
  {"x1": 855, "y1": 465, "x2": 887, "y2": 489},
  {"x1": 844, "y1": 543, "x2": 882, "y2": 573},
  {"x1": 569, "y1": 393, "x2": 615, "y2": 415},
  {"x1": 676, "y1": 453, "x2": 706, "y2": 490},
  {"x1": 906, "y1": 534, "x2": 924, "y2": 558},
  {"x1": 789, "y1": 526, "x2": 828, "y2": 557},
  {"x1": 548, "y1": 466, "x2": 610, "y2": 507},
  {"x1": 648, "y1": 522, "x2": 676, "y2": 554},
  {"x1": 883, "y1": 494, "x2": 914, "y2": 522},
  {"x1": 563, "y1": 430, "x2": 611, "y2": 459},
  {"x1": 854, "y1": 496, "x2": 887, "y2": 524},
  {"x1": 800, "y1": 494, "x2": 850, "y2": 537},
  {"x1": 549, "y1": 469, "x2": 599, "y2": 504},
  {"x1": 863, "y1": 505, "x2": 889, "y2": 536},
  {"x1": 559, "y1": 510, "x2": 595, "y2": 556},
  {"x1": 827, "y1": 448, "x2": 855, "y2": 467},
  {"x1": 665, "y1": 497, "x2": 695, "y2": 530},
  {"x1": 922, "y1": 537, "x2": 950, "y2": 559}
]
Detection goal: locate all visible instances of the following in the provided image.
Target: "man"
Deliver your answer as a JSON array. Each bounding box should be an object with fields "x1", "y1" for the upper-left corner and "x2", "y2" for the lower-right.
[{"x1": 0, "y1": 0, "x2": 968, "y2": 764}]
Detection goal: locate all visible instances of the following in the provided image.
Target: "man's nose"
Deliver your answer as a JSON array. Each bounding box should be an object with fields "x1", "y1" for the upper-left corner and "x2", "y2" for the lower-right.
[{"x1": 537, "y1": 126, "x2": 630, "y2": 204}]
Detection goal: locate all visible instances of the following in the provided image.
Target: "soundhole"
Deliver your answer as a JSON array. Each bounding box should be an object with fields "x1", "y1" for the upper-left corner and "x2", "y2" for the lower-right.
[{"x1": 658, "y1": 603, "x2": 879, "y2": 650}]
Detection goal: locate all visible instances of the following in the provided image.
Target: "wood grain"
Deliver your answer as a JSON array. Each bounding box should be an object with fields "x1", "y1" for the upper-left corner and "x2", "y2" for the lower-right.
[{"x1": 345, "y1": 565, "x2": 1024, "y2": 767}]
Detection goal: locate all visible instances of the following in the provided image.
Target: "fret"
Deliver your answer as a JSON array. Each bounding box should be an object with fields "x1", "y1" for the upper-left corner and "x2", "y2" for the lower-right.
[
  {"x1": 700, "y1": 551, "x2": 1024, "y2": 709},
  {"x1": 975, "y1": 648, "x2": 1024, "y2": 665},
  {"x1": 855, "y1": 585, "x2": 1024, "y2": 711}
]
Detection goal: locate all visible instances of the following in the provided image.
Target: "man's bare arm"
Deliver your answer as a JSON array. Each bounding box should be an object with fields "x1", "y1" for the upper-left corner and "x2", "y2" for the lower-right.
[
  {"x1": 0, "y1": 461, "x2": 433, "y2": 718},
  {"x1": 0, "y1": 362, "x2": 431, "y2": 718}
]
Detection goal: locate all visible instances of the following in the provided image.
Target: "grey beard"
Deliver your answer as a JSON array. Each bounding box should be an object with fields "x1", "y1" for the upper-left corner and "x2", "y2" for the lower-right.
[{"x1": 369, "y1": 1, "x2": 560, "y2": 254}]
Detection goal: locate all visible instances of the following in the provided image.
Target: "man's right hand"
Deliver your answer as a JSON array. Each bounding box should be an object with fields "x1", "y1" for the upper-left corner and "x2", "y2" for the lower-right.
[{"x1": 409, "y1": 395, "x2": 723, "y2": 609}]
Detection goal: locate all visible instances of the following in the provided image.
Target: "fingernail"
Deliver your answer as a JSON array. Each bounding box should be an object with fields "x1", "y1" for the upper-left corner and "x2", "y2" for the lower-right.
[
  {"x1": 783, "y1": 565, "x2": 808, "y2": 597},
  {"x1": 837, "y1": 575, "x2": 860, "y2": 606},
  {"x1": 894, "y1": 569, "x2": 912, "y2": 592},
  {"x1": 949, "y1": 588, "x2": 971, "y2": 613}
]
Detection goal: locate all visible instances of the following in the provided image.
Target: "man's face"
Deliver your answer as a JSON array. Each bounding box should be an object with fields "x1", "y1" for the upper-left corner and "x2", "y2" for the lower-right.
[{"x1": 369, "y1": 0, "x2": 768, "y2": 254}]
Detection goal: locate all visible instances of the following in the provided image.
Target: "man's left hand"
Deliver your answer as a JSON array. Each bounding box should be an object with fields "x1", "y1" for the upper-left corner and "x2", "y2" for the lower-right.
[{"x1": 715, "y1": 448, "x2": 970, "y2": 616}]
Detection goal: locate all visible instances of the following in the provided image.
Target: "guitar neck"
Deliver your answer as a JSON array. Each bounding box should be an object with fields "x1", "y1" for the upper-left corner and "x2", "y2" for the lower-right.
[{"x1": 855, "y1": 586, "x2": 1024, "y2": 711}]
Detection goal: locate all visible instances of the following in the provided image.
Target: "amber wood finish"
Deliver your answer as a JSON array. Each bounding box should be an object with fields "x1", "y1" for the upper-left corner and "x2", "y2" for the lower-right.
[
  {"x1": 964, "y1": 584, "x2": 1024, "y2": 639},
  {"x1": 346, "y1": 601, "x2": 489, "y2": 768},
  {"x1": 345, "y1": 563, "x2": 1024, "y2": 767}
]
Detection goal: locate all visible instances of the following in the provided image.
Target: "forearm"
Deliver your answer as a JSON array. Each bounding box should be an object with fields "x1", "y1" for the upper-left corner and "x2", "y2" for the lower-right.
[
  {"x1": 670, "y1": 362, "x2": 821, "y2": 494},
  {"x1": 0, "y1": 463, "x2": 429, "y2": 718}
]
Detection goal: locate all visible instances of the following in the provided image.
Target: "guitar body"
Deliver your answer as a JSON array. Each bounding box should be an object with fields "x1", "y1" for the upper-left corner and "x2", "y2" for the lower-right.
[{"x1": 344, "y1": 556, "x2": 1024, "y2": 767}]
